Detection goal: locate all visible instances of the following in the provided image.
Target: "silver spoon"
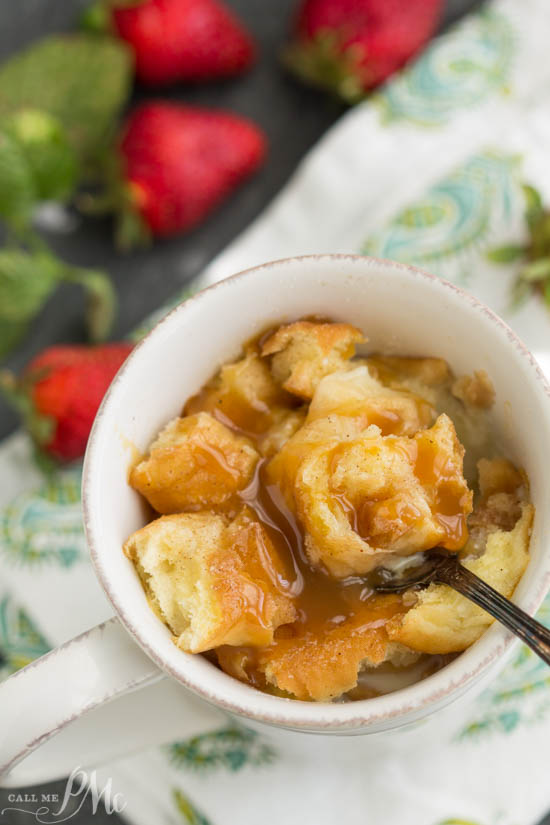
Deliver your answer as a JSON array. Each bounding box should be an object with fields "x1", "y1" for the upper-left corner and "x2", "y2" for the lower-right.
[{"x1": 373, "y1": 548, "x2": 550, "y2": 666}]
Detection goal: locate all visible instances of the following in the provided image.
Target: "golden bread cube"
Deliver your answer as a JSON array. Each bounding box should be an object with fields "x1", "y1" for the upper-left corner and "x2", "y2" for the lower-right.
[
  {"x1": 185, "y1": 351, "x2": 293, "y2": 435},
  {"x1": 129, "y1": 412, "x2": 258, "y2": 514},
  {"x1": 217, "y1": 595, "x2": 410, "y2": 702},
  {"x1": 307, "y1": 366, "x2": 435, "y2": 435},
  {"x1": 387, "y1": 458, "x2": 532, "y2": 653},
  {"x1": 477, "y1": 456, "x2": 524, "y2": 499},
  {"x1": 124, "y1": 315, "x2": 533, "y2": 703},
  {"x1": 267, "y1": 413, "x2": 364, "y2": 510},
  {"x1": 257, "y1": 407, "x2": 307, "y2": 458},
  {"x1": 366, "y1": 356, "x2": 452, "y2": 389},
  {"x1": 272, "y1": 413, "x2": 472, "y2": 578},
  {"x1": 124, "y1": 508, "x2": 297, "y2": 653},
  {"x1": 387, "y1": 503, "x2": 532, "y2": 654},
  {"x1": 261, "y1": 321, "x2": 365, "y2": 399},
  {"x1": 451, "y1": 370, "x2": 495, "y2": 409}
]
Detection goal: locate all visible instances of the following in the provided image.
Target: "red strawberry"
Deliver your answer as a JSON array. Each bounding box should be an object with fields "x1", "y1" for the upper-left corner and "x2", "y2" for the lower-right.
[
  {"x1": 285, "y1": 0, "x2": 443, "y2": 103},
  {"x1": 1, "y1": 343, "x2": 133, "y2": 461},
  {"x1": 110, "y1": 0, "x2": 255, "y2": 86},
  {"x1": 116, "y1": 102, "x2": 266, "y2": 244}
]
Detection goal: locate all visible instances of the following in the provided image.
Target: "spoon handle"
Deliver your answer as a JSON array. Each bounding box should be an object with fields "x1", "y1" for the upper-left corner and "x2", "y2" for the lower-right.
[{"x1": 436, "y1": 561, "x2": 550, "y2": 666}]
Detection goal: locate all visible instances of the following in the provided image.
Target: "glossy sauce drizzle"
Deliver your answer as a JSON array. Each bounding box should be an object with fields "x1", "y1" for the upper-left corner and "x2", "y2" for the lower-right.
[
  {"x1": 333, "y1": 435, "x2": 470, "y2": 551},
  {"x1": 183, "y1": 333, "x2": 461, "y2": 697},
  {"x1": 411, "y1": 435, "x2": 470, "y2": 549}
]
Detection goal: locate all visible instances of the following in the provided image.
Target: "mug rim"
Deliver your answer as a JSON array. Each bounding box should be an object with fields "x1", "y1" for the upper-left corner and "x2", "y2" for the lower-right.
[{"x1": 82, "y1": 253, "x2": 550, "y2": 731}]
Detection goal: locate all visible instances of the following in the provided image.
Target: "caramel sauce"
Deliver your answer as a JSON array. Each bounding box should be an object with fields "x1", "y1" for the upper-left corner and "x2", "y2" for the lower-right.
[
  {"x1": 354, "y1": 398, "x2": 435, "y2": 436},
  {"x1": 184, "y1": 344, "x2": 300, "y2": 438},
  {"x1": 336, "y1": 485, "x2": 426, "y2": 548},
  {"x1": 331, "y1": 431, "x2": 469, "y2": 550},
  {"x1": 119, "y1": 433, "x2": 145, "y2": 479},
  {"x1": 225, "y1": 505, "x2": 297, "y2": 639},
  {"x1": 190, "y1": 441, "x2": 244, "y2": 482},
  {"x1": 240, "y1": 459, "x2": 383, "y2": 625},
  {"x1": 356, "y1": 407, "x2": 404, "y2": 436},
  {"x1": 185, "y1": 344, "x2": 410, "y2": 690},
  {"x1": 358, "y1": 498, "x2": 424, "y2": 546},
  {"x1": 180, "y1": 326, "x2": 472, "y2": 697},
  {"x1": 410, "y1": 435, "x2": 470, "y2": 549},
  {"x1": 185, "y1": 379, "x2": 274, "y2": 437},
  {"x1": 336, "y1": 486, "x2": 421, "y2": 548}
]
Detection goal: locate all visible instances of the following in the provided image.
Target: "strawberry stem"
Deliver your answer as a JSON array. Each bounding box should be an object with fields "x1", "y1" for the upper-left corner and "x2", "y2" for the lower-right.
[
  {"x1": 115, "y1": 200, "x2": 151, "y2": 251},
  {"x1": 283, "y1": 32, "x2": 367, "y2": 104},
  {"x1": 60, "y1": 265, "x2": 116, "y2": 342},
  {"x1": 75, "y1": 189, "x2": 118, "y2": 215},
  {"x1": 0, "y1": 369, "x2": 55, "y2": 447},
  {"x1": 80, "y1": 2, "x2": 113, "y2": 34},
  {"x1": 5, "y1": 222, "x2": 116, "y2": 343}
]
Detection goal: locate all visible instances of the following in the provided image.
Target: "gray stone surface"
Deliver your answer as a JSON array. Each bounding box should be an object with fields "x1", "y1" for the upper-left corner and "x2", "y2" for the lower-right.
[{"x1": 0, "y1": 0, "x2": 481, "y2": 440}]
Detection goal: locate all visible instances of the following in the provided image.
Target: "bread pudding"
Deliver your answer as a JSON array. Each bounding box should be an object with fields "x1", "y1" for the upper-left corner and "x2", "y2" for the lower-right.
[{"x1": 124, "y1": 319, "x2": 533, "y2": 702}]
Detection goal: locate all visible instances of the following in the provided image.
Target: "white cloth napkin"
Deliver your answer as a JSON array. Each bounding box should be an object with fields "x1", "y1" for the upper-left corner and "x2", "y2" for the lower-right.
[{"x1": 2, "y1": 1, "x2": 550, "y2": 823}]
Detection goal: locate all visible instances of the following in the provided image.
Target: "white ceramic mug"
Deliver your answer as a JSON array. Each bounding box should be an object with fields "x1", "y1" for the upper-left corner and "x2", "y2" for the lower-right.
[{"x1": 2, "y1": 254, "x2": 550, "y2": 788}]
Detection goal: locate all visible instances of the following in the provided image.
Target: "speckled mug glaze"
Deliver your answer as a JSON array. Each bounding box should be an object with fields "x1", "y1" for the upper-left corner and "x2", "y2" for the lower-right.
[{"x1": 2, "y1": 255, "x2": 550, "y2": 786}]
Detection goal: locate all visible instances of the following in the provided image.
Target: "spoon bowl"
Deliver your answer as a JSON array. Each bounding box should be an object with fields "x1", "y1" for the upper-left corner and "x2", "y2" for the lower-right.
[
  {"x1": 371, "y1": 549, "x2": 455, "y2": 593},
  {"x1": 374, "y1": 549, "x2": 550, "y2": 667}
]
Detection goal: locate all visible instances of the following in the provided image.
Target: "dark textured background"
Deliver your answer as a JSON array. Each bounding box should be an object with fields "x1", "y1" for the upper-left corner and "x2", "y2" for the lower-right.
[
  {"x1": 5, "y1": 2, "x2": 547, "y2": 824},
  {"x1": 0, "y1": 0, "x2": 480, "y2": 441}
]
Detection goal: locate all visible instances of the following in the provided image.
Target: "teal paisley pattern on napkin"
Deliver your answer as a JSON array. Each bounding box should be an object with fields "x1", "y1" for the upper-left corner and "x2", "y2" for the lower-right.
[
  {"x1": 375, "y1": 9, "x2": 515, "y2": 127},
  {"x1": 0, "y1": 592, "x2": 50, "y2": 678},
  {"x1": 457, "y1": 600, "x2": 550, "y2": 740},
  {"x1": 2, "y1": 1, "x2": 550, "y2": 823},
  {"x1": 166, "y1": 726, "x2": 276, "y2": 773},
  {"x1": 362, "y1": 150, "x2": 519, "y2": 279},
  {"x1": 0, "y1": 465, "x2": 85, "y2": 568},
  {"x1": 360, "y1": 138, "x2": 550, "y2": 744}
]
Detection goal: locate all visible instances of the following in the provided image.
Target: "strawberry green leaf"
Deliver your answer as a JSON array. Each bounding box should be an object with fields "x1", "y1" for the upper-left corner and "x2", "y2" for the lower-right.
[
  {"x1": 0, "y1": 249, "x2": 61, "y2": 323},
  {"x1": 80, "y1": 1, "x2": 146, "y2": 36},
  {"x1": 0, "y1": 248, "x2": 63, "y2": 358},
  {"x1": 520, "y1": 257, "x2": 550, "y2": 282},
  {"x1": 80, "y1": 3, "x2": 112, "y2": 34},
  {"x1": 0, "y1": 320, "x2": 29, "y2": 359},
  {"x1": 0, "y1": 239, "x2": 115, "y2": 356},
  {"x1": 283, "y1": 33, "x2": 366, "y2": 104},
  {"x1": 486, "y1": 244, "x2": 525, "y2": 264},
  {"x1": 107, "y1": 0, "x2": 146, "y2": 7},
  {"x1": 522, "y1": 183, "x2": 544, "y2": 230},
  {"x1": 0, "y1": 129, "x2": 36, "y2": 227},
  {"x1": 4, "y1": 110, "x2": 78, "y2": 203},
  {"x1": 0, "y1": 35, "x2": 133, "y2": 167}
]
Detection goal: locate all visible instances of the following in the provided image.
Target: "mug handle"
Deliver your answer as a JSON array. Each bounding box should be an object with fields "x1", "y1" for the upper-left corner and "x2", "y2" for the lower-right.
[{"x1": 0, "y1": 616, "x2": 226, "y2": 788}]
